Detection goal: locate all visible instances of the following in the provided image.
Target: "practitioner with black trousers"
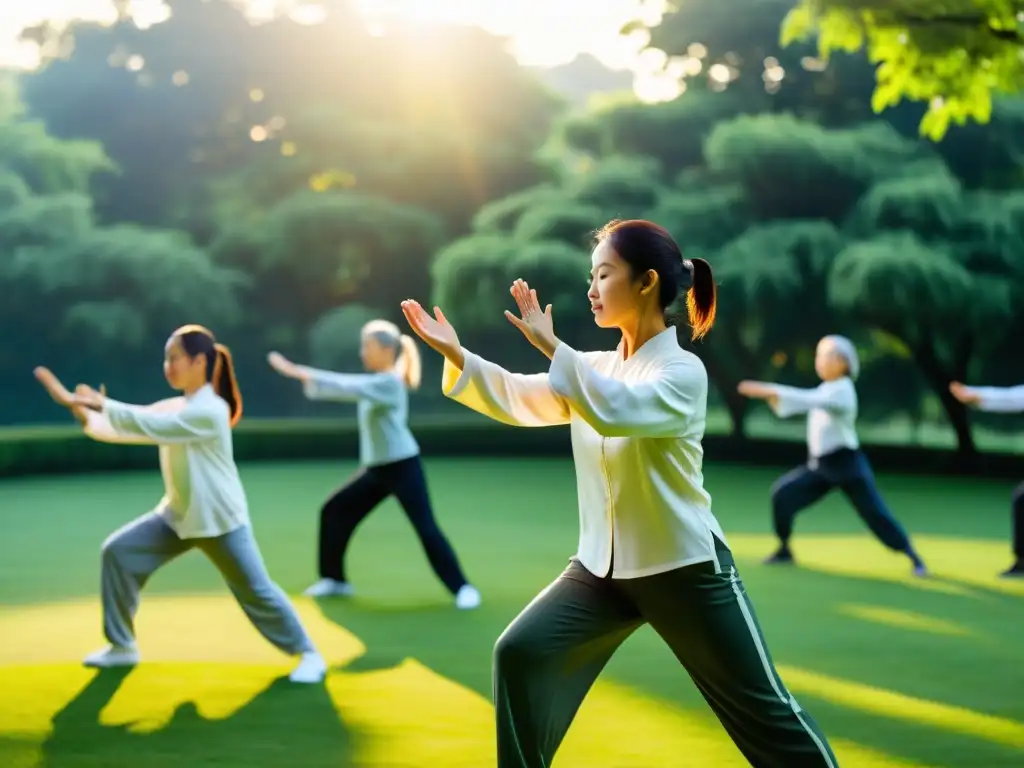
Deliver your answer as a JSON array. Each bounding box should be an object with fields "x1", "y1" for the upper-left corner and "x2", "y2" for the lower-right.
[
  {"x1": 268, "y1": 318, "x2": 480, "y2": 609},
  {"x1": 403, "y1": 219, "x2": 839, "y2": 768},
  {"x1": 738, "y1": 335, "x2": 927, "y2": 576}
]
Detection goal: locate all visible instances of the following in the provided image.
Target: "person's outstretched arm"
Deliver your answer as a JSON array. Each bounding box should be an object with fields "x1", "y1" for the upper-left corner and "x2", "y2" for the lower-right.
[
  {"x1": 545, "y1": 345, "x2": 704, "y2": 437},
  {"x1": 442, "y1": 350, "x2": 570, "y2": 427},
  {"x1": 766, "y1": 380, "x2": 856, "y2": 419},
  {"x1": 298, "y1": 367, "x2": 404, "y2": 407},
  {"x1": 75, "y1": 388, "x2": 221, "y2": 445},
  {"x1": 951, "y1": 382, "x2": 1024, "y2": 413}
]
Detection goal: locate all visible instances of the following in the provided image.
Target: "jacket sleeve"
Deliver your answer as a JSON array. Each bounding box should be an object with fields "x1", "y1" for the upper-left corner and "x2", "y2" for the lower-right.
[{"x1": 442, "y1": 349, "x2": 570, "y2": 427}]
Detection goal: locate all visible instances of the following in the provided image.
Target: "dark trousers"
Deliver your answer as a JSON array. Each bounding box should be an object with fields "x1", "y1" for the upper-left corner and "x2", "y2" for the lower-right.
[
  {"x1": 318, "y1": 455, "x2": 469, "y2": 594},
  {"x1": 770, "y1": 448, "x2": 913, "y2": 552},
  {"x1": 494, "y1": 537, "x2": 838, "y2": 768},
  {"x1": 1012, "y1": 482, "x2": 1024, "y2": 560}
]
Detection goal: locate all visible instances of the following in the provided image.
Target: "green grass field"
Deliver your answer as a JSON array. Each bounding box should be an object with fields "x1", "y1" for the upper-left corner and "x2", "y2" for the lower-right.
[{"x1": 1, "y1": 457, "x2": 1022, "y2": 767}]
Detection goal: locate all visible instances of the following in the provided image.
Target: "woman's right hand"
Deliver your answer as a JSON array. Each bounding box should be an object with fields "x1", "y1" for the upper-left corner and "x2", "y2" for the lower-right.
[
  {"x1": 400, "y1": 300, "x2": 464, "y2": 369},
  {"x1": 949, "y1": 382, "x2": 981, "y2": 405}
]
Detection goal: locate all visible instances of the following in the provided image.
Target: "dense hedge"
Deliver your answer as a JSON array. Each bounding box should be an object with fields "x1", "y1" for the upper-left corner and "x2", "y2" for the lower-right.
[{"x1": 0, "y1": 416, "x2": 1021, "y2": 480}]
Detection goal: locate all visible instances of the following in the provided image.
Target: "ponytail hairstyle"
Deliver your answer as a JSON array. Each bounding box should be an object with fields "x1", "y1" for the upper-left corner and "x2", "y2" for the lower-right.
[
  {"x1": 362, "y1": 319, "x2": 422, "y2": 390},
  {"x1": 595, "y1": 219, "x2": 718, "y2": 341},
  {"x1": 172, "y1": 324, "x2": 244, "y2": 426}
]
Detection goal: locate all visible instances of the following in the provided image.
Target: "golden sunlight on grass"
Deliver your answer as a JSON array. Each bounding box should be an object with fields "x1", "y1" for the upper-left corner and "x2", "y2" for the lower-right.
[
  {"x1": 779, "y1": 666, "x2": 1024, "y2": 750},
  {"x1": 1, "y1": 594, "x2": 938, "y2": 768},
  {"x1": 727, "y1": 534, "x2": 1024, "y2": 598},
  {"x1": 837, "y1": 604, "x2": 977, "y2": 638}
]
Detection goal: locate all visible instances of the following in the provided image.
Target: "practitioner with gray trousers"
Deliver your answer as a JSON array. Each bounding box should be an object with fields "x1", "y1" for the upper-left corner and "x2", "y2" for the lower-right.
[
  {"x1": 402, "y1": 219, "x2": 839, "y2": 768},
  {"x1": 34, "y1": 324, "x2": 326, "y2": 684},
  {"x1": 950, "y1": 379, "x2": 1024, "y2": 578},
  {"x1": 738, "y1": 335, "x2": 927, "y2": 576}
]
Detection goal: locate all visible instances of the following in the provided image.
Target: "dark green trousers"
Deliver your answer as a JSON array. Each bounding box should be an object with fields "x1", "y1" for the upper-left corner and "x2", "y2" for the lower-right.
[{"x1": 493, "y1": 538, "x2": 838, "y2": 767}]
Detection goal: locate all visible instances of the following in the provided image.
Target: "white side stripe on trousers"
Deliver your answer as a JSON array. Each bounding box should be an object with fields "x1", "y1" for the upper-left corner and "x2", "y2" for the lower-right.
[{"x1": 728, "y1": 567, "x2": 836, "y2": 768}]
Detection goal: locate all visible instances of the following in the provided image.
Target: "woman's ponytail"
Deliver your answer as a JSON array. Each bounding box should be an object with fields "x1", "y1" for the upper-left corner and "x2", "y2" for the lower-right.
[
  {"x1": 396, "y1": 334, "x2": 422, "y2": 390},
  {"x1": 686, "y1": 257, "x2": 717, "y2": 341},
  {"x1": 212, "y1": 343, "x2": 243, "y2": 426}
]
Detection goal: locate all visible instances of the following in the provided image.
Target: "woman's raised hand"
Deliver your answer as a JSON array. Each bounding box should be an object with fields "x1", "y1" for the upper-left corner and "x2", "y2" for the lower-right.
[
  {"x1": 505, "y1": 279, "x2": 558, "y2": 359},
  {"x1": 267, "y1": 351, "x2": 304, "y2": 380},
  {"x1": 400, "y1": 300, "x2": 463, "y2": 368},
  {"x1": 949, "y1": 381, "x2": 981, "y2": 405},
  {"x1": 34, "y1": 367, "x2": 74, "y2": 408}
]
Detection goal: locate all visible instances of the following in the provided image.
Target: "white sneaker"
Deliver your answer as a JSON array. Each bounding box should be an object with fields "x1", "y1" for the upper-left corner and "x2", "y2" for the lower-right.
[
  {"x1": 303, "y1": 578, "x2": 354, "y2": 598},
  {"x1": 455, "y1": 584, "x2": 481, "y2": 610},
  {"x1": 83, "y1": 644, "x2": 139, "y2": 668},
  {"x1": 289, "y1": 651, "x2": 327, "y2": 684}
]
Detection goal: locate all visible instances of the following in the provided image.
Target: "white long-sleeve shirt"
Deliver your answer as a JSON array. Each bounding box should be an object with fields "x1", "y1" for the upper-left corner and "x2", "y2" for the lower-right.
[
  {"x1": 767, "y1": 378, "x2": 859, "y2": 460},
  {"x1": 442, "y1": 327, "x2": 728, "y2": 579},
  {"x1": 300, "y1": 366, "x2": 420, "y2": 467},
  {"x1": 960, "y1": 384, "x2": 1024, "y2": 413},
  {"x1": 82, "y1": 384, "x2": 249, "y2": 539}
]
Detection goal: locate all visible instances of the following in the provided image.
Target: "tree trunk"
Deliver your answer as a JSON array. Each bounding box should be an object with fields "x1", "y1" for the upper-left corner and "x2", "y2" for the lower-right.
[{"x1": 912, "y1": 341, "x2": 976, "y2": 454}]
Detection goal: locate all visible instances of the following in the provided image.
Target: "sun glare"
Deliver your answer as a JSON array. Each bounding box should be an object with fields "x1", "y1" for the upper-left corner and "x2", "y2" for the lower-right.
[{"x1": 0, "y1": 0, "x2": 677, "y2": 102}]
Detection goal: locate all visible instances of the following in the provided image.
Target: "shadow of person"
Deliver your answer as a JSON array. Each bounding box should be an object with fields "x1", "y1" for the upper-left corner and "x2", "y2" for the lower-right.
[
  {"x1": 313, "y1": 599, "x2": 505, "y2": 700},
  {"x1": 40, "y1": 667, "x2": 353, "y2": 768}
]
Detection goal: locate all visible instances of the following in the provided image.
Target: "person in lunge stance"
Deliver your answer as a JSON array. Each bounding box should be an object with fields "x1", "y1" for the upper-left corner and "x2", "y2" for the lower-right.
[
  {"x1": 34, "y1": 325, "x2": 327, "y2": 683},
  {"x1": 950, "y1": 379, "x2": 1024, "y2": 578},
  {"x1": 402, "y1": 219, "x2": 840, "y2": 768},
  {"x1": 737, "y1": 335, "x2": 927, "y2": 576},
  {"x1": 268, "y1": 318, "x2": 480, "y2": 609}
]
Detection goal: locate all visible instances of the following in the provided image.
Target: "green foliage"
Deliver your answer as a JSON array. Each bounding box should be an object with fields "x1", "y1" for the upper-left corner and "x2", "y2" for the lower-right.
[
  {"x1": 782, "y1": 0, "x2": 1024, "y2": 139},
  {"x1": 308, "y1": 304, "x2": 382, "y2": 371},
  {"x1": 471, "y1": 184, "x2": 562, "y2": 234},
  {"x1": 430, "y1": 234, "x2": 518, "y2": 331},
  {"x1": 704, "y1": 114, "x2": 932, "y2": 221},
  {"x1": 650, "y1": 185, "x2": 753, "y2": 252},
  {"x1": 829, "y1": 233, "x2": 974, "y2": 347},
  {"x1": 211, "y1": 190, "x2": 445, "y2": 328},
  {"x1": 512, "y1": 201, "x2": 603, "y2": 247}
]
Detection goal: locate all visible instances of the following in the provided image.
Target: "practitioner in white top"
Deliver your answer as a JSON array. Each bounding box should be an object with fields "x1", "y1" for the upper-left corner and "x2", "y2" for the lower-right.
[
  {"x1": 267, "y1": 319, "x2": 480, "y2": 609},
  {"x1": 738, "y1": 335, "x2": 928, "y2": 576},
  {"x1": 402, "y1": 219, "x2": 839, "y2": 768},
  {"x1": 950, "y1": 379, "x2": 1024, "y2": 578},
  {"x1": 34, "y1": 324, "x2": 327, "y2": 683}
]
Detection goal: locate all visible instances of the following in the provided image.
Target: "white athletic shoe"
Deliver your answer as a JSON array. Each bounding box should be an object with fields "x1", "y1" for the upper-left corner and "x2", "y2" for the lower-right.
[
  {"x1": 303, "y1": 578, "x2": 354, "y2": 598},
  {"x1": 289, "y1": 651, "x2": 327, "y2": 684},
  {"x1": 83, "y1": 644, "x2": 140, "y2": 668},
  {"x1": 455, "y1": 584, "x2": 481, "y2": 610}
]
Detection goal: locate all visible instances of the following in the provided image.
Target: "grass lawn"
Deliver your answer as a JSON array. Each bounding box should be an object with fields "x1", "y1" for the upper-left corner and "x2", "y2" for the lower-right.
[{"x1": 1, "y1": 457, "x2": 1022, "y2": 767}]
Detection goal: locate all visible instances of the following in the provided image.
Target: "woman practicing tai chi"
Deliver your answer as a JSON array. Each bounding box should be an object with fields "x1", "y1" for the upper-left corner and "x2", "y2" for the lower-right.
[
  {"x1": 401, "y1": 219, "x2": 839, "y2": 768},
  {"x1": 34, "y1": 324, "x2": 327, "y2": 683},
  {"x1": 738, "y1": 335, "x2": 927, "y2": 577},
  {"x1": 950, "y1": 379, "x2": 1024, "y2": 578},
  {"x1": 267, "y1": 318, "x2": 480, "y2": 609}
]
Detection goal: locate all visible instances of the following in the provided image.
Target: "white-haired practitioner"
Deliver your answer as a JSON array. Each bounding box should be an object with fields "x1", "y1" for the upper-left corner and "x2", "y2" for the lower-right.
[
  {"x1": 949, "y1": 379, "x2": 1024, "y2": 578},
  {"x1": 268, "y1": 318, "x2": 481, "y2": 609},
  {"x1": 738, "y1": 335, "x2": 927, "y2": 576}
]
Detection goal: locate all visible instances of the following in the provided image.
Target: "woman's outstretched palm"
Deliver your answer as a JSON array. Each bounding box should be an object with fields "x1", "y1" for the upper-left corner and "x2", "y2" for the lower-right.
[{"x1": 401, "y1": 300, "x2": 462, "y2": 365}]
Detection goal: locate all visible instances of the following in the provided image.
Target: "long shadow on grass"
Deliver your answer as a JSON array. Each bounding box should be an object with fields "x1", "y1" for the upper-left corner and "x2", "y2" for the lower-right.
[
  {"x1": 39, "y1": 668, "x2": 351, "y2": 768},
  {"x1": 314, "y1": 556, "x2": 1024, "y2": 768}
]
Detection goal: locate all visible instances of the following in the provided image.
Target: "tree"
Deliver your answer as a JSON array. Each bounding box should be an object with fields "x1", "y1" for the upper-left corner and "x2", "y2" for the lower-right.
[
  {"x1": 828, "y1": 232, "x2": 1016, "y2": 453},
  {"x1": 703, "y1": 220, "x2": 847, "y2": 435},
  {"x1": 781, "y1": 0, "x2": 1024, "y2": 139},
  {"x1": 210, "y1": 190, "x2": 445, "y2": 347},
  {"x1": 21, "y1": 0, "x2": 562, "y2": 238}
]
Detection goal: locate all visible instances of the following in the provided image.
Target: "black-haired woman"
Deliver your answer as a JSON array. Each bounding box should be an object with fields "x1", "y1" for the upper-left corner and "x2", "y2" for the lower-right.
[
  {"x1": 402, "y1": 220, "x2": 839, "y2": 767},
  {"x1": 34, "y1": 324, "x2": 327, "y2": 684}
]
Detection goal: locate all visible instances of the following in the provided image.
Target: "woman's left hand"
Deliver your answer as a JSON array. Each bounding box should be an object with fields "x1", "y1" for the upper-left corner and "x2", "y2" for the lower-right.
[{"x1": 505, "y1": 279, "x2": 560, "y2": 359}]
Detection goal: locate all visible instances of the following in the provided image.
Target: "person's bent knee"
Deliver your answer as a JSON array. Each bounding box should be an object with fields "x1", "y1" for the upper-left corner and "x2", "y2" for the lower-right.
[{"x1": 494, "y1": 625, "x2": 544, "y2": 678}]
